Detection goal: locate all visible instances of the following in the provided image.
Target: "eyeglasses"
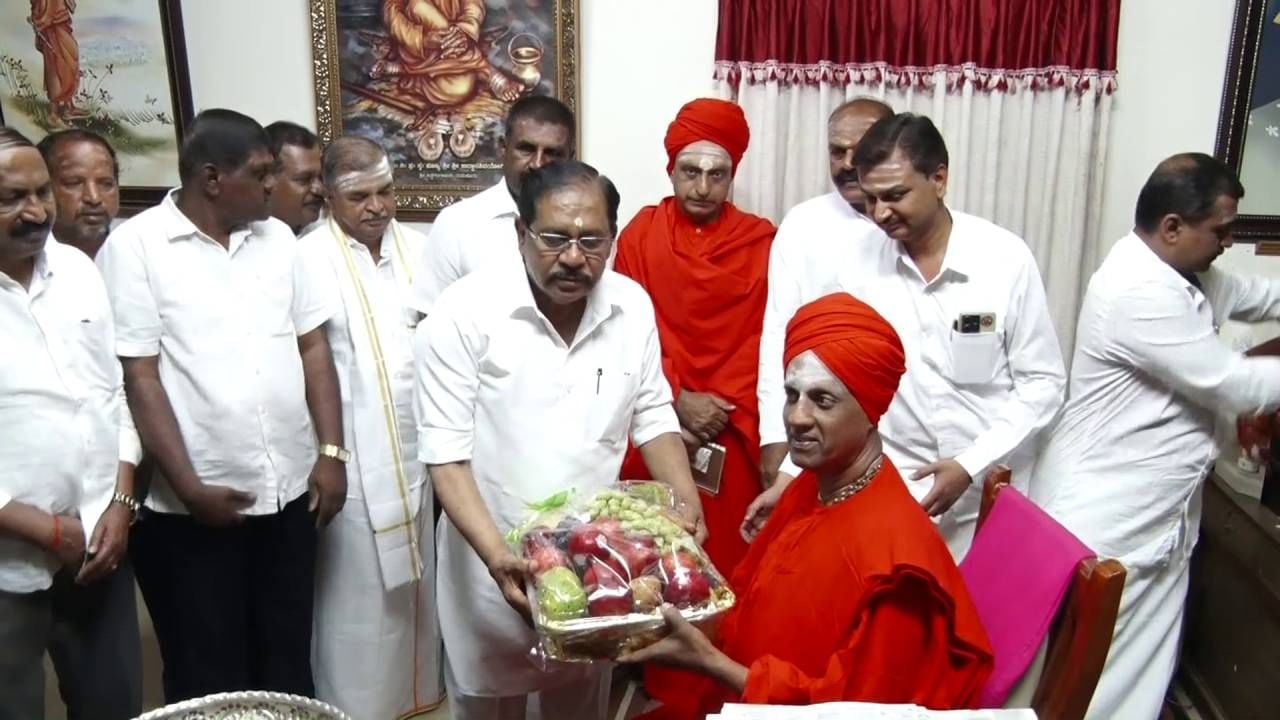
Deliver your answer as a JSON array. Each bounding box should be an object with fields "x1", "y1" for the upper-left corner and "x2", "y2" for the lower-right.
[{"x1": 525, "y1": 229, "x2": 612, "y2": 255}]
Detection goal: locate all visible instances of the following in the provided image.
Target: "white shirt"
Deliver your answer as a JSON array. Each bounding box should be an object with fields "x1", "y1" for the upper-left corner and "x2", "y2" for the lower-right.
[
  {"x1": 415, "y1": 261, "x2": 679, "y2": 695},
  {"x1": 409, "y1": 180, "x2": 521, "y2": 315},
  {"x1": 1032, "y1": 233, "x2": 1280, "y2": 568},
  {"x1": 97, "y1": 190, "x2": 337, "y2": 515},
  {"x1": 757, "y1": 191, "x2": 889, "y2": 446},
  {"x1": 776, "y1": 210, "x2": 1066, "y2": 558},
  {"x1": 0, "y1": 239, "x2": 141, "y2": 592},
  {"x1": 853, "y1": 211, "x2": 1066, "y2": 487}
]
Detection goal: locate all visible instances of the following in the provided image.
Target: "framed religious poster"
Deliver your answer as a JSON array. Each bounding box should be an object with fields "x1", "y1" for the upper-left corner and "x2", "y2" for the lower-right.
[
  {"x1": 1216, "y1": 0, "x2": 1280, "y2": 240},
  {"x1": 0, "y1": 0, "x2": 194, "y2": 212},
  {"x1": 311, "y1": 0, "x2": 580, "y2": 220}
]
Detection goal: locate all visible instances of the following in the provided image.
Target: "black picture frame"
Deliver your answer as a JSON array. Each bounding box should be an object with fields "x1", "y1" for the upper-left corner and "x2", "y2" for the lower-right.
[{"x1": 1215, "y1": 0, "x2": 1280, "y2": 241}]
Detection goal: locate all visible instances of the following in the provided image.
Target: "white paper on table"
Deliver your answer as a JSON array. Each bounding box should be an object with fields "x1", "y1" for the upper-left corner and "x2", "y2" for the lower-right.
[{"x1": 715, "y1": 704, "x2": 1037, "y2": 720}]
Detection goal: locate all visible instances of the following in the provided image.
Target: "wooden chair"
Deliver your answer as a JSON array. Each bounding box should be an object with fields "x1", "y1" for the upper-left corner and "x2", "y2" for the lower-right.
[{"x1": 975, "y1": 466, "x2": 1126, "y2": 720}]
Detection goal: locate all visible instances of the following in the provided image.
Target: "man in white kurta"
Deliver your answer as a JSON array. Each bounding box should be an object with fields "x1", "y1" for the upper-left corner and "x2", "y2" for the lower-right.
[
  {"x1": 760, "y1": 114, "x2": 1065, "y2": 561},
  {"x1": 416, "y1": 160, "x2": 703, "y2": 720},
  {"x1": 299, "y1": 137, "x2": 443, "y2": 719},
  {"x1": 0, "y1": 129, "x2": 142, "y2": 719},
  {"x1": 410, "y1": 95, "x2": 574, "y2": 315},
  {"x1": 757, "y1": 98, "x2": 893, "y2": 487},
  {"x1": 1031, "y1": 153, "x2": 1280, "y2": 720}
]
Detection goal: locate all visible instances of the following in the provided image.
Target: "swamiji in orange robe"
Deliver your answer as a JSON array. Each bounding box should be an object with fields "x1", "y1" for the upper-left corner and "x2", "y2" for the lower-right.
[
  {"x1": 624, "y1": 293, "x2": 993, "y2": 717},
  {"x1": 614, "y1": 98, "x2": 775, "y2": 577},
  {"x1": 30, "y1": 0, "x2": 80, "y2": 113}
]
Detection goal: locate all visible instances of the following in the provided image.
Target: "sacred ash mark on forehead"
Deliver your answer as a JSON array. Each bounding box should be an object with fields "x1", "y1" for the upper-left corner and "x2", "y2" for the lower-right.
[
  {"x1": 785, "y1": 351, "x2": 852, "y2": 400},
  {"x1": 676, "y1": 140, "x2": 732, "y2": 171},
  {"x1": 334, "y1": 155, "x2": 393, "y2": 193}
]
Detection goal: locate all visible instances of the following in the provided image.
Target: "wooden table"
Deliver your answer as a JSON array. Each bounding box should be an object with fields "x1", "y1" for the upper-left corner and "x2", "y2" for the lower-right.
[{"x1": 1180, "y1": 472, "x2": 1280, "y2": 719}]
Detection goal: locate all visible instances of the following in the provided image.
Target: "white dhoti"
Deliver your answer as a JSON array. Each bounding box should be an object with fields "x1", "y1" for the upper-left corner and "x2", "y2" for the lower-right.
[
  {"x1": 1084, "y1": 551, "x2": 1189, "y2": 720},
  {"x1": 314, "y1": 492, "x2": 444, "y2": 719},
  {"x1": 299, "y1": 219, "x2": 443, "y2": 718},
  {"x1": 1038, "y1": 472, "x2": 1203, "y2": 720}
]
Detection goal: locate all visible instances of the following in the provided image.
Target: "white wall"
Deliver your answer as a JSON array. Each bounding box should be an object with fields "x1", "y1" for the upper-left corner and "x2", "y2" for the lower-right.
[
  {"x1": 579, "y1": 1, "x2": 719, "y2": 222},
  {"x1": 179, "y1": 0, "x2": 719, "y2": 229},
  {"x1": 1097, "y1": 0, "x2": 1237, "y2": 245},
  {"x1": 1098, "y1": 1, "x2": 1280, "y2": 349}
]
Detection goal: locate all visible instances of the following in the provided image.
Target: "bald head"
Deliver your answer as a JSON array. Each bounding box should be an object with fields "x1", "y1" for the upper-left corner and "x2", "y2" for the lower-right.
[
  {"x1": 828, "y1": 98, "x2": 893, "y2": 211},
  {"x1": 1134, "y1": 152, "x2": 1244, "y2": 273},
  {"x1": 322, "y1": 135, "x2": 395, "y2": 245},
  {"x1": 829, "y1": 98, "x2": 894, "y2": 126}
]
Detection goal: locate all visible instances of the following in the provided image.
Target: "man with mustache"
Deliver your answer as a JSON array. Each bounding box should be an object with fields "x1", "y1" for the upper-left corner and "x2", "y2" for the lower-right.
[
  {"x1": 755, "y1": 98, "x2": 893, "y2": 491},
  {"x1": 613, "y1": 98, "x2": 775, "y2": 577},
  {"x1": 37, "y1": 129, "x2": 119, "y2": 258},
  {"x1": 416, "y1": 159, "x2": 704, "y2": 720},
  {"x1": 96, "y1": 109, "x2": 346, "y2": 702},
  {"x1": 1031, "y1": 154, "x2": 1280, "y2": 719},
  {"x1": 265, "y1": 121, "x2": 326, "y2": 237},
  {"x1": 30, "y1": 128, "x2": 144, "y2": 718},
  {"x1": 0, "y1": 126, "x2": 142, "y2": 719},
  {"x1": 750, "y1": 113, "x2": 1066, "y2": 562},
  {"x1": 410, "y1": 94, "x2": 574, "y2": 315},
  {"x1": 296, "y1": 136, "x2": 442, "y2": 718}
]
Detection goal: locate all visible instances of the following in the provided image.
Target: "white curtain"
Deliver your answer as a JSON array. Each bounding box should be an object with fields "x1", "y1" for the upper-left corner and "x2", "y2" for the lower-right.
[{"x1": 716, "y1": 72, "x2": 1115, "y2": 357}]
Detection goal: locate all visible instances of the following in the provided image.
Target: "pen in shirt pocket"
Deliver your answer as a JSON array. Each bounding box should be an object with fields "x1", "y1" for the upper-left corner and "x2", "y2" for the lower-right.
[{"x1": 596, "y1": 368, "x2": 602, "y2": 394}]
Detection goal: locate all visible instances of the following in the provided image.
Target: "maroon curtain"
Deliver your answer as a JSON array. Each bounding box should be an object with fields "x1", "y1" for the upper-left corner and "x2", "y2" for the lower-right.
[{"x1": 715, "y1": 0, "x2": 1120, "y2": 91}]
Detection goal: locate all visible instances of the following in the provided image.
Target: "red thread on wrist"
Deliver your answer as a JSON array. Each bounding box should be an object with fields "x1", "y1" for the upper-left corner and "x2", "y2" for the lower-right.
[{"x1": 50, "y1": 515, "x2": 62, "y2": 551}]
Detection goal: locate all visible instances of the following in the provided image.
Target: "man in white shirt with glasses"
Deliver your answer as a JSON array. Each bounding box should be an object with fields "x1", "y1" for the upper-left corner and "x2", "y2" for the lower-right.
[{"x1": 416, "y1": 159, "x2": 704, "y2": 720}]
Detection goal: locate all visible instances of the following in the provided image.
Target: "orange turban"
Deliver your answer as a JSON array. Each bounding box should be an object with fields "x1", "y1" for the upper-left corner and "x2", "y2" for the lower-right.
[
  {"x1": 783, "y1": 293, "x2": 906, "y2": 425},
  {"x1": 663, "y1": 98, "x2": 750, "y2": 175}
]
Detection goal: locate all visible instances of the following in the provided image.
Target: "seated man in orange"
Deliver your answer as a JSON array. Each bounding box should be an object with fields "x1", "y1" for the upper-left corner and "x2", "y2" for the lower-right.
[{"x1": 623, "y1": 293, "x2": 993, "y2": 716}]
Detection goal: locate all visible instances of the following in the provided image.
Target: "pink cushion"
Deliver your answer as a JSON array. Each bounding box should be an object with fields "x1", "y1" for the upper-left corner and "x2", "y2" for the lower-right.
[{"x1": 959, "y1": 487, "x2": 1094, "y2": 708}]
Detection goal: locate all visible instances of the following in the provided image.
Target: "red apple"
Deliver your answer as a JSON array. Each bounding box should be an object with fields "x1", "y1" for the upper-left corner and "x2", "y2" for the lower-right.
[
  {"x1": 617, "y1": 540, "x2": 659, "y2": 578},
  {"x1": 659, "y1": 552, "x2": 711, "y2": 607},
  {"x1": 662, "y1": 567, "x2": 711, "y2": 607},
  {"x1": 584, "y1": 558, "x2": 633, "y2": 616},
  {"x1": 658, "y1": 551, "x2": 700, "y2": 578},
  {"x1": 568, "y1": 521, "x2": 638, "y2": 575},
  {"x1": 522, "y1": 526, "x2": 558, "y2": 556},
  {"x1": 528, "y1": 545, "x2": 571, "y2": 575}
]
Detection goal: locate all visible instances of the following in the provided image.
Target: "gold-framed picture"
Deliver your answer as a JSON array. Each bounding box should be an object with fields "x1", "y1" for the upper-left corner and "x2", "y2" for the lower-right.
[{"x1": 310, "y1": 0, "x2": 580, "y2": 221}]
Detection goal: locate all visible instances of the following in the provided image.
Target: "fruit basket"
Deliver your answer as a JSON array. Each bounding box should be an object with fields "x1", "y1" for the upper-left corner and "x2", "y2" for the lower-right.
[{"x1": 507, "y1": 482, "x2": 736, "y2": 662}]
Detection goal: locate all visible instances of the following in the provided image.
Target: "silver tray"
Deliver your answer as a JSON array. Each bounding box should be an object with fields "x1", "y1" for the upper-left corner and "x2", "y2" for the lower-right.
[{"x1": 133, "y1": 691, "x2": 353, "y2": 720}]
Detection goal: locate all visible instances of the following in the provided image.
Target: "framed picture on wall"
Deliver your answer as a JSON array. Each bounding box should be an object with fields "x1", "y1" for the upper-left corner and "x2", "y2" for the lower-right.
[
  {"x1": 310, "y1": 0, "x2": 580, "y2": 221},
  {"x1": 0, "y1": 0, "x2": 194, "y2": 212},
  {"x1": 1217, "y1": 0, "x2": 1280, "y2": 241}
]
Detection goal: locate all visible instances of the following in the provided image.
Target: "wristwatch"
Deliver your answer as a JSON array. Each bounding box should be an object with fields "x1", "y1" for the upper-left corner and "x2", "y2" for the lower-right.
[
  {"x1": 111, "y1": 491, "x2": 142, "y2": 524},
  {"x1": 318, "y1": 443, "x2": 352, "y2": 463}
]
